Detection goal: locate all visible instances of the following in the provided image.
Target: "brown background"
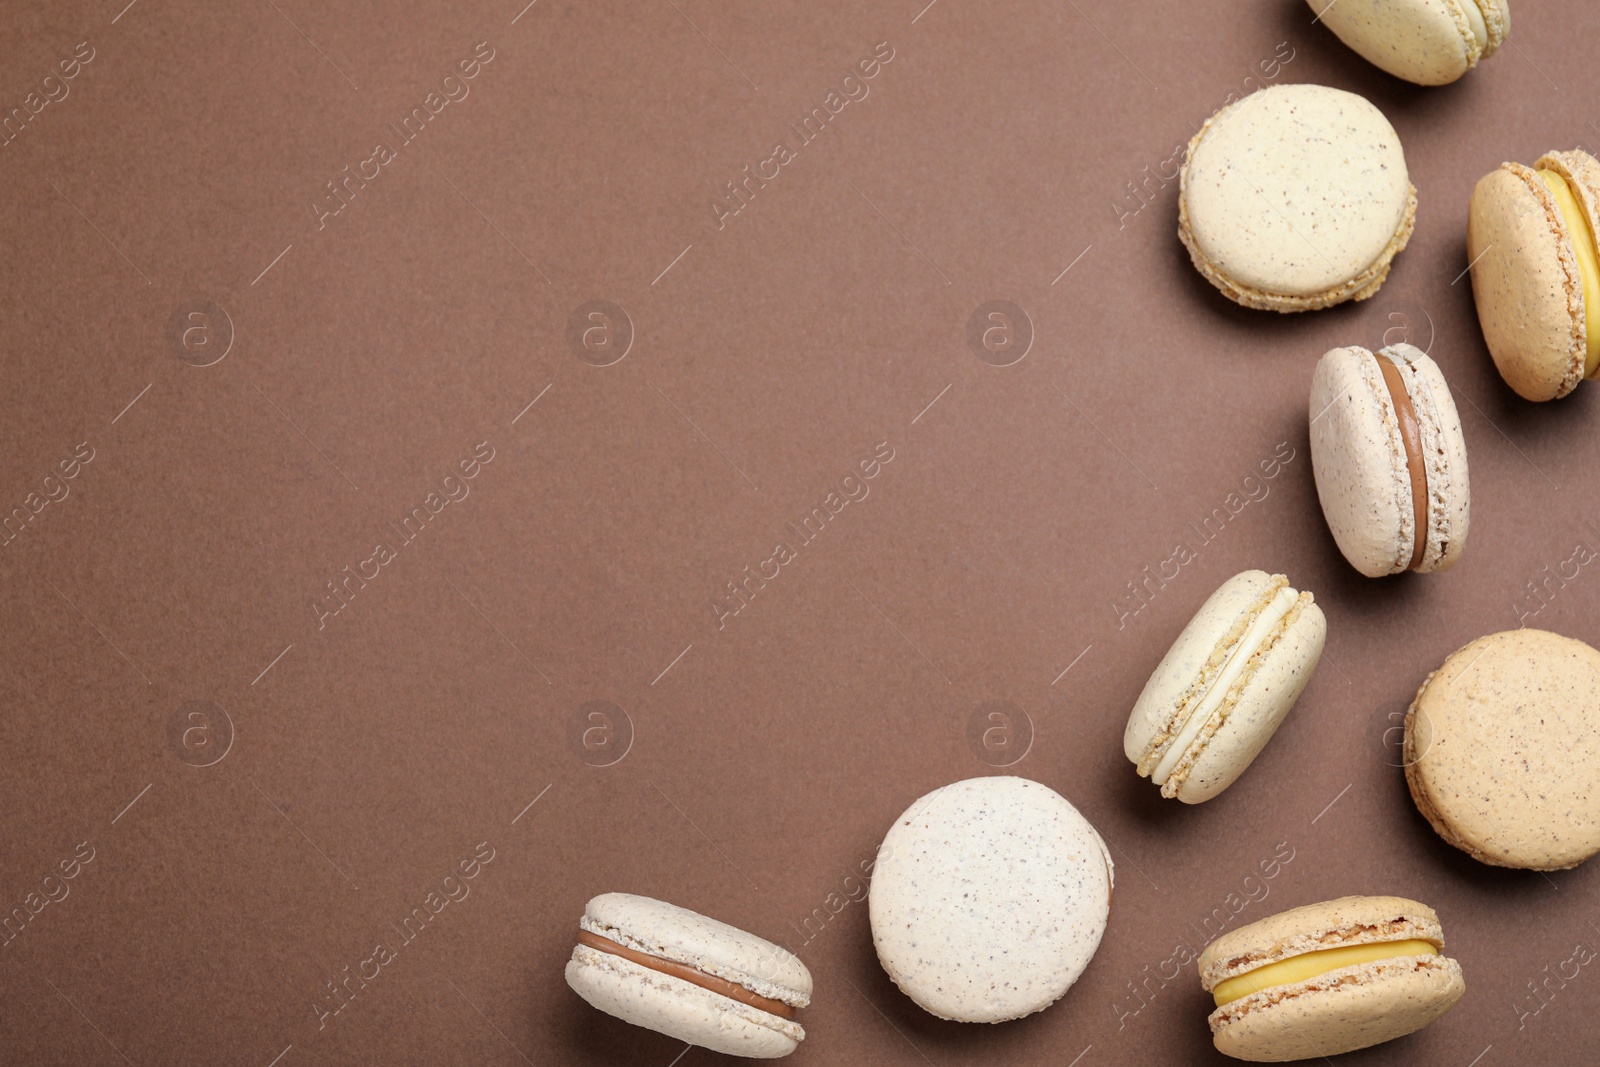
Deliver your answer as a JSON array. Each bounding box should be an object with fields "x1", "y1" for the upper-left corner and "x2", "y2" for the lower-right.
[{"x1": 3, "y1": 0, "x2": 1599, "y2": 1063}]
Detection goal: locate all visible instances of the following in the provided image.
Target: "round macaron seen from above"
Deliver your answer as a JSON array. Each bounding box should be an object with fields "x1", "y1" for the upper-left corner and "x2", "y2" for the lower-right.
[
  {"x1": 1179, "y1": 84, "x2": 1416, "y2": 312},
  {"x1": 1199, "y1": 895, "x2": 1465, "y2": 1061},
  {"x1": 564, "y1": 893, "x2": 812, "y2": 1058},
  {"x1": 1309, "y1": 343, "x2": 1470, "y2": 577},
  {"x1": 1404, "y1": 629, "x2": 1600, "y2": 870},
  {"x1": 1468, "y1": 148, "x2": 1600, "y2": 400},
  {"x1": 1306, "y1": 0, "x2": 1508, "y2": 86},
  {"x1": 1125, "y1": 570, "x2": 1326, "y2": 803},
  {"x1": 868, "y1": 776, "x2": 1113, "y2": 1023}
]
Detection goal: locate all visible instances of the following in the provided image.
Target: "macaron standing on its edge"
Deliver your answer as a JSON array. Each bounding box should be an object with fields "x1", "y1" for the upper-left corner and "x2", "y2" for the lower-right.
[
  {"x1": 868, "y1": 776, "x2": 1113, "y2": 1023},
  {"x1": 565, "y1": 893, "x2": 812, "y2": 1058},
  {"x1": 1179, "y1": 84, "x2": 1416, "y2": 312},
  {"x1": 1125, "y1": 570, "x2": 1326, "y2": 803},
  {"x1": 1309, "y1": 343, "x2": 1470, "y2": 577},
  {"x1": 1306, "y1": 0, "x2": 1509, "y2": 86},
  {"x1": 1468, "y1": 148, "x2": 1600, "y2": 400},
  {"x1": 1199, "y1": 895, "x2": 1465, "y2": 1061},
  {"x1": 1404, "y1": 629, "x2": 1600, "y2": 870}
]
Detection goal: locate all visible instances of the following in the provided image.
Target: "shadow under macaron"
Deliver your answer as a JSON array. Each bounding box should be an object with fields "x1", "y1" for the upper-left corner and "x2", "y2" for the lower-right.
[
  {"x1": 1163, "y1": 211, "x2": 1376, "y2": 339},
  {"x1": 1447, "y1": 287, "x2": 1600, "y2": 442},
  {"x1": 843, "y1": 878, "x2": 1117, "y2": 1057},
  {"x1": 1265, "y1": 0, "x2": 1493, "y2": 122},
  {"x1": 1386, "y1": 754, "x2": 1597, "y2": 898},
  {"x1": 558, "y1": 982, "x2": 695, "y2": 1063}
]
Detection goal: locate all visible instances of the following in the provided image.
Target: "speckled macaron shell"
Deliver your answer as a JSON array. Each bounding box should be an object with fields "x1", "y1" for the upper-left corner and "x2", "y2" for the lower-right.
[
  {"x1": 868, "y1": 776, "x2": 1113, "y2": 1023},
  {"x1": 1125, "y1": 570, "x2": 1326, "y2": 804},
  {"x1": 1179, "y1": 84, "x2": 1416, "y2": 312},
  {"x1": 1306, "y1": 0, "x2": 1508, "y2": 86},
  {"x1": 1199, "y1": 895, "x2": 1446, "y2": 986},
  {"x1": 1404, "y1": 629, "x2": 1600, "y2": 870},
  {"x1": 1199, "y1": 896, "x2": 1464, "y2": 1062},
  {"x1": 1467, "y1": 149, "x2": 1600, "y2": 401},
  {"x1": 565, "y1": 893, "x2": 812, "y2": 1058},
  {"x1": 1309, "y1": 344, "x2": 1470, "y2": 577}
]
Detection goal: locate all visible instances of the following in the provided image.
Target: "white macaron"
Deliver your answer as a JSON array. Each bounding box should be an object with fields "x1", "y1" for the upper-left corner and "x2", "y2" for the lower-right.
[{"x1": 868, "y1": 776, "x2": 1113, "y2": 1022}]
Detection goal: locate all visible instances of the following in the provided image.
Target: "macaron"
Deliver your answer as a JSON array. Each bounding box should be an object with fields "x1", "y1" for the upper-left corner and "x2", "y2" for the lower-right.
[
  {"x1": 565, "y1": 892, "x2": 812, "y2": 1058},
  {"x1": 1125, "y1": 570, "x2": 1326, "y2": 803},
  {"x1": 1199, "y1": 895, "x2": 1465, "y2": 1061},
  {"x1": 1179, "y1": 84, "x2": 1415, "y2": 312},
  {"x1": 1404, "y1": 629, "x2": 1600, "y2": 870},
  {"x1": 1306, "y1": 0, "x2": 1509, "y2": 86},
  {"x1": 1467, "y1": 148, "x2": 1600, "y2": 400},
  {"x1": 868, "y1": 776, "x2": 1112, "y2": 1022},
  {"x1": 1309, "y1": 343, "x2": 1470, "y2": 577}
]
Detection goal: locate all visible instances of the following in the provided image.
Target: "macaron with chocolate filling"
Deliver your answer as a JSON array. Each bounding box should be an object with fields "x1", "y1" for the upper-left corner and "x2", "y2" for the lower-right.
[
  {"x1": 1468, "y1": 148, "x2": 1600, "y2": 400},
  {"x1": 1200, "y1": 895, "x2": 1465, "y2": 1061},
  {"x1": 1125, "y1": 570, "x2": 1326, "y2": 803},
  {"x1": 565, "y1": 892, "x2": 811, "y2": 1058},
  {"x1": 1309, "y1": 343, "x2": 1470, "y2": 577}
]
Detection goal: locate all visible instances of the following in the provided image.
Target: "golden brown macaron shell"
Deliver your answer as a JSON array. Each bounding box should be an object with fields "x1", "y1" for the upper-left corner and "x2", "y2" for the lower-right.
[
  {"x1": 1404, "y1": 629, "x2": 1600, "y2": 869},
  {"x1": 1199, "y1": 895, "x2": 1464, "y2": 1061},
  {"x1": 1467, "y1": 149, "x2": 1600, "y2": 400}
]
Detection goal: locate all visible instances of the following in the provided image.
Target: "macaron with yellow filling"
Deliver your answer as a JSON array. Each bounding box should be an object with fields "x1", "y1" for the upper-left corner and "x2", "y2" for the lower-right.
[
  {"x1": 1306, "y1": 0, "x2": 1509, "y2": 86},
  {"x1": 1309, "y1": 343, "x2": 1470, "y2": 577},
  {"x1": 1467, "y1": 148, "x2": 1600, "y2": 400},
  {"x1": 565, "y1": 892, "x2": 812, "y2": 1058},
  {"x1": 1125, "y1": 570, "x2": 1326, "y2": 803},
  {"x1": 1199, "y1": 895, "x2": 1465, "y2": 1061}
]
